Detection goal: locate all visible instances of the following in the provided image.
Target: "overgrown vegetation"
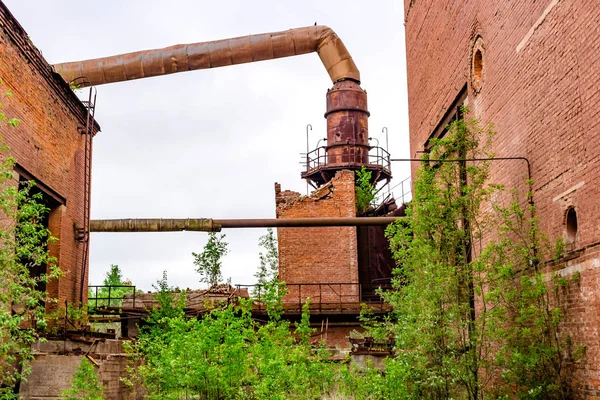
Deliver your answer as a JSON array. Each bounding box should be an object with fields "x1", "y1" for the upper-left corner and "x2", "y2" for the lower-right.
[
  {"x1": 120, "y1": 110, "x2": 578, "y2": 399},
  {"x1": 383, "y1": 108, "x2": 574, "y2": 399},
  {"x1": 60, "y1": 357, "x2": 105, "y2": 400},
  {"x1": 0, "y1": 79, "x2": 61, "y2": 398},
  {"x1": 124, "y1": 231, "x2": 341, "y2": 399}
]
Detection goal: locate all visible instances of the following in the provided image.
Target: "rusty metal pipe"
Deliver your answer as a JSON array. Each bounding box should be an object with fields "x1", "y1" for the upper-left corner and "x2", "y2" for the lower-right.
[
  {"x1": 53, "y1": 26, "x2": 360, "y2": 86},
  {"x1": 89, "y1": 217, "x2": 399, "y2": 233},
  {"x1": 215, "y1": 217, "x2": 398, "y2": 228}
]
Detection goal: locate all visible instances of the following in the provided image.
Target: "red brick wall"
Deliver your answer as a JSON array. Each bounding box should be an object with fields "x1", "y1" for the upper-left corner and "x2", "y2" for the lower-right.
[
  {"x1": 0, "y1": 3, "x2": 97, "y2": 306},
  {"x1": 311, "y1": 324, "x2": 357, "y2": 350},
  {"x1": 404, "y1": 0, "x2": 600, "y2": 396},
  {"x1": 275, "y1": 170, "x2": 359, "y2": 304}
]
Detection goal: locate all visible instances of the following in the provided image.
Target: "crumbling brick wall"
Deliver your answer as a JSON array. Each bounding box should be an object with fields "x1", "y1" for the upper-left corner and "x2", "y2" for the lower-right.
[
  {"x1": 275, "y1": 170, "x2": 359, "y2": 304},
  {"x1": 20, "y1": 340, "x2": 140, "y2": 400},
  {"x1": 404, "y1": 1, "x2": 600, "y2": 396},
  {"x1": 0, "y1": 3, "x2": 99, "y2": 306}
]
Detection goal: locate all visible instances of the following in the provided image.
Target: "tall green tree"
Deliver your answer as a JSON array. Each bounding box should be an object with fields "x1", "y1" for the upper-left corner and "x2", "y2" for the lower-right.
[{"x1": 192, "y1": 232, "x2": 229, "y2": 288}]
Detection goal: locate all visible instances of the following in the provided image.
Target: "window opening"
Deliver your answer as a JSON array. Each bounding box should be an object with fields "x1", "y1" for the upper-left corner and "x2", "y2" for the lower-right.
[
  {"x1": 15, "y1": 167, "x2": 63, "y2": 296},
  {"x1": 424, "y1": 84, "x2": 468, "y2": 152},
  {"x1": 471, "y1": 37, "x2": 485, "y2": 94},
  {"x1": 565, "y1": 207, "x2": 578, "y2": 244}
]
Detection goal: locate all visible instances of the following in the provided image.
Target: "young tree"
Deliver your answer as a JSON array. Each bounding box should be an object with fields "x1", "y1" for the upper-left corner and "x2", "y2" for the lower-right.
[
  {"x1": 61, "y1": 358, "x2": 105, "y2": 400},
  {"x1": 88, "y1": 264, "x2": 134, "y2": 308},
  {"x1": 253, "y1": 229, "x2": 287, "y2": 319},
  {"x1": 255, "y1": 228, "x2": 279, "y2": 285},
  {"x1": 355, "y1": 166, "x2": 376, "y2": 214},
  {"x1": 192, "y1": 232, "x2": 228, "y2": 288}
]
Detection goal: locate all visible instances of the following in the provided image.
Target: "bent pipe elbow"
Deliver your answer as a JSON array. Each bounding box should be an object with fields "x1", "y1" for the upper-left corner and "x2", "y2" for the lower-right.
[{"x1": 53, "y1": 25, "x2": 360, "y2": 87}]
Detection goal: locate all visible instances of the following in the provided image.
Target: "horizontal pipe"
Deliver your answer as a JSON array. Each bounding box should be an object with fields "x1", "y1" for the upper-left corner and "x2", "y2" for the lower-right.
[
  {"x1": 215, "y1": 217, "x2": 398, "y2": 228},
  {"x1": 89, "y1": 217, "x2": 400, "y2": 233},
  {"x1": 54, "y1": 25, "x2": 360, "y2": 86}
]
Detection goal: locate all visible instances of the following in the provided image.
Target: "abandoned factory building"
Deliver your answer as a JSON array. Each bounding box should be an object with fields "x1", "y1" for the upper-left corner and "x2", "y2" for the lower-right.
[
  {"x1": 2, "y1": 0, "x2": 600, "y2": 397},
  {"x1": 0, "y1": 2, "x2": 100, "y2": 307},
  {"x1": 404, "y1": 0, "x2": 600, "y2": 396}
]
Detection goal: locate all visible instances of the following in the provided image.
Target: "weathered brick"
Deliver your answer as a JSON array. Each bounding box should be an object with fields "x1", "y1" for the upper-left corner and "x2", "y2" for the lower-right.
[
  {"x1": 0, "y1": 3, "x2": 99, "y2": 307},
  {"x1": 275, "y1": 170, "x2": 359, "y2": 304},
  {"x1": 405, "y1": 0, "x2": 600, "y2": 396}
]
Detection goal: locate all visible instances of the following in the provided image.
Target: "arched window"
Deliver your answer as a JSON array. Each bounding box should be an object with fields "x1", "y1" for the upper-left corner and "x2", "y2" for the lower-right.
[
  {"x1": 471, "y1": 37, "x2": 485, "y2": 94},
  {"x1": 565, "y1": 207, "x2": 578, "y2": 244}
]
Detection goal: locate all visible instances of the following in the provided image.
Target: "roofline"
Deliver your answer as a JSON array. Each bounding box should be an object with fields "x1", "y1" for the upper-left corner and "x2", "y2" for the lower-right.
[{"x1": 0, "y1": 1, "x2": 101, "y2": 134}]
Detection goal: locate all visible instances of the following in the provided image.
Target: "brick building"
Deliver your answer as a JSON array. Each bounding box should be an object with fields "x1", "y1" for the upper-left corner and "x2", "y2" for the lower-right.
[
  {"x1": 275, "y1": 169, "x2": 398, "y2": 348},
  {"x1": 0, "y1": 2, "x2": 99, "y2": 306},
  {"x1": 404, "y1": 0, "x2": 600, "y2": 395}
]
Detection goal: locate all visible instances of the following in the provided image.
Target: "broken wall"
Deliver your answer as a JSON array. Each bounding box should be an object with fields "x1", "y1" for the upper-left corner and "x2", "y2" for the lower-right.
[
  {"x1": 275, "y1": 170, "x2": 359, "y2": 304},
  {"x1": 19, "y1": 340, "x2": 141, "y2": 400}
]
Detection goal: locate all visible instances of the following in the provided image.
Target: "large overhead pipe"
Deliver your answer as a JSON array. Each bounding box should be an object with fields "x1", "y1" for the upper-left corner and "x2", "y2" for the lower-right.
[
  {"x1": 90, "y1": 217, "x2": 400, "y2": 233},
  {"x1": 53, "y1": 26, "x2": 360, "y2": 86},
  {"x1": 54, "y1": 26, "x2": 373, "y2": 187}
]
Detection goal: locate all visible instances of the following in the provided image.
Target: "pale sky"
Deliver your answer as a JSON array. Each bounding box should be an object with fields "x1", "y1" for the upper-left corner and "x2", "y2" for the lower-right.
[{"x1": 5, "y1": 0, "x2": 410, "y2": 291}]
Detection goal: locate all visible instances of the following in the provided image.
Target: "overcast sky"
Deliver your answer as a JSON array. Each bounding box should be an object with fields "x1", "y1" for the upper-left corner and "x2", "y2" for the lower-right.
[{"x1": 5, "y1": 0, "x2": 410, "y2": 291}]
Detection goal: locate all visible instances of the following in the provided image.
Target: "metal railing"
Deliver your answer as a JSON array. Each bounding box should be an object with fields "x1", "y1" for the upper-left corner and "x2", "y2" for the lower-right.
[
  {"x1": 88, "y1": 285, "x2": 137, "y2": 309},
  {"x1": 303, "y1": 145, "x2": 391, "y2": 172},
  {"x1": 375, "y1": 175, "x2": 412, "y2": 206},
  {"x1": 86, "y1": 282, "x2": 394, "y2": 315},
  {"x1": 236, "y1": 282, "x2": 393, "y2": 314}
]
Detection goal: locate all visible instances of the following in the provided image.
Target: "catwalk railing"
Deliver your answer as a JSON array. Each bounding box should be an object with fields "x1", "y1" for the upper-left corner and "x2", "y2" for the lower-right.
[
  {"x1": 303, "y1": 145, "x2": 391, "y2": 172},
  {"x1": 87, "y1": 281, "x2": 394, "y2": 315}
]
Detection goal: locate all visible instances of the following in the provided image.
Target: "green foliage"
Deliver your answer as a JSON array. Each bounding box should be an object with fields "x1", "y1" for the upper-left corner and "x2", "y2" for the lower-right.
[
  {"x1": 147, "y1": 271, "x2": 186, "y2": 324},
  {"x1": 0, "y1": 79, "x2": 61, "y2": 398},
  {"x1": 0, "y1": 82, "x2": 20, "y2": 129},
  {"x1": 384, "y1": 109, "x2": 571, "y2": 399},
  {"x1": 553, "y1": 237, "x2": 566, "y2": 261},
  {"x1": 355, "y1": 166, "x2": 376, "y2": 214},
  {"x1": 358, "y1": 304, "x2": 393, "y2": 343},
  {"x1": 124, "y1": 272, "x2": 338, "y2": 399},
  {"x1": 61, "y1": 357, "x2": 105, "y2": 400},
  {"x1": 337, "y1": 359, "x2": 412, "y2": 400},
  {"x1": 254, "y1": 228, "x2": 287, "y2": 320},
  {"x1": 193, "y1": 232, "x2": 229, "y2": 288}
]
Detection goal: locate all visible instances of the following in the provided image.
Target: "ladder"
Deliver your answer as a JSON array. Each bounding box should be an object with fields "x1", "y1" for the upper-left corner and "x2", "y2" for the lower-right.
[{"x1": 77, "y1": 85, "x2": 97, "y2": 303}]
